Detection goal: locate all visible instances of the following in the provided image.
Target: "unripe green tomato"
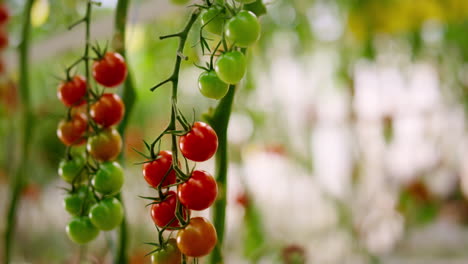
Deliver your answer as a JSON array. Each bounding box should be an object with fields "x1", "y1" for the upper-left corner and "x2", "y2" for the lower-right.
[
  {"x1": 201, "y1": 6, "x2": 225, "y2": 35},
  {"x1": 170, "y1": 0, "x2": 190, "y2": 5},
  {"x1": 89, "y1": 197, "x2": 123, "y2": 231},
  {"x1": 235, "y1": 0, "x2": 256, "y2": 3},
  {"x1": 225, "y1": 10, "x2": 260, "y2": 48},
  {"x1": 66, "y1": 216, "x2": 100, "y2": 244},
  {"x1": 92, "y1": 161, "x2": 124, "y2": 195},
  {"x1": 58, "y1": 155, "x2": 86, "y2": 184},
  {"x1": 151, "y1": 238, "x2": 181, "y2": 264},
  {"x1": 63, "y1": 186, "x2": 97, "y2": 216},
  {"x1": 198, "y1": 71, "x2": 229, "y2": 99},
  {"x1": 215, "y1": 51, "x2": 246, "y2": 84}
]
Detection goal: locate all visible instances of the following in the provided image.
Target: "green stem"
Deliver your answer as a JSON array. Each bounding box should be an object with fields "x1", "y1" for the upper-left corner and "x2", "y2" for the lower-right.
[
  {"x1": 3, "y1": 0, "x2": 34, "y2": 263},
  {"x1": 114, "y1": 1, "x2": 135, "y2": 262},
  {"x1": 207, "y1": 84, "x2": 237, "y2": 264}
]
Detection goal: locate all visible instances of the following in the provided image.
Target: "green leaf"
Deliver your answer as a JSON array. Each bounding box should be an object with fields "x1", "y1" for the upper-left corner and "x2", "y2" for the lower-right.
[{"x1": 243, "y1": 0, "x2": 267, "y2": 17}]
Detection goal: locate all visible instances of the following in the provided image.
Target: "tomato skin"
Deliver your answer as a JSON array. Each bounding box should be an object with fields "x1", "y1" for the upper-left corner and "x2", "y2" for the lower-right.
[
  {"x1": 151, "y1": 238, "x2": 181, "y2": 264},
  {"x1": 201, "y1": 6, "x2": 225, "y2": 35},
  {"x1": 63, "y1": 187, "x2": 97, "y2": 216},
  {"x1": 89, "y1": 197, "x2": 123, "y2": 230},
  {"x1": 92, "y1": 161, "x2": 124, "y2": 195},
  {"x1": 0, "y1": 4, "x2": 10, "y2": 24},
  {"x1": 143, "y1": 151, "x2": 177, "y2": 188},
  {"x1": 57, "y1": 113, "x2": 87, "y2": 146},
  {"x1": 58, "y1": 155, "x2": 86, "y2": 184},
  {"x1": 198, "y1": 71, "x2": 229, "y2": 99},
  {"x1": 66, "y1": 216, "x2": 100, "y2": 244},
  {"x1": 225, "y1": 11, "x2": 260, "y2": 48},
  {"x1": 91, "y1": 93, "x2": 125, "y2": 127},
  {"x1": 176, "y1": 217, "x2": 217, "y2": 257},
  {"x1": 151, "y1": 191, "x2": 183, "y2": 229},
  {"x1": 87, "y1": 128, "x2": 122, "y2": 161},
  {"x1": 214, "y1": 51, "x2": 246, "y2": 84},
  {"x1": 178, "y1": 170, "x2": 217, "y2": 211},
  {"x1": 92, "y1": 52, "x2": 127, "y2": 87},
  {"x1": 58, "y1": 75, "x2": 87, "y2": 107},
  {"x1": 179, "y1": 122, "x2": 218, "y2": 162}
]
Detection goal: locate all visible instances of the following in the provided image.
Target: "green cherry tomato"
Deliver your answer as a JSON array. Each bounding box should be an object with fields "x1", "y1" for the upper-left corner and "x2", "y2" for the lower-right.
[
  {"x1": 215, "y1": 51, "x2": 246, "y2": 84},
  {"x1": 66, "y1": 216, "x2": 100, "y2": 244},
  {"x1": 92, "y1": 162, "x2": 124, "y2": 196},
  {"x1": 58, "y1": 155, "x2": 86, "y2": 184},
  {"x1": 151, "y1": 238, "x2": 181, "y2": 264},
  {"x1": 201, "y1": 6, "x2": 225, "y2": 35},
  {"x1": 63, "y1": 187, "x2": 97, "y2": 216},
  {"x1": 225, "y1": 10, "x2": 260, "y2": 48},
  {"x1": 198, "y1": 71, "x2": 229, "y2": 99},
  {"x1": 89, "y1": 197, "x2": 123, "y2": 231}
]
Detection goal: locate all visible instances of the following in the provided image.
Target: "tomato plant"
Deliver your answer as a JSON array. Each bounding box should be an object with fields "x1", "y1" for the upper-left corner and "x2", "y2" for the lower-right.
[
  {"x1": 179, "y1": 121, "x2": 218, "y2": 162},
  {"x1": 87, "y1": 128, "x2": 122, "y2": 161},
  {"x1": 151, "y1": 238, "x2": 181, "y2": 264},
  {"x1": 90, "y1": 93, "x2": 125, "y2": 127},
  {"x1": 201, "y1": 6, "x2": 225, "y2": 35},
  {"x1": 178, "y1": 170, "x2": 218, "y2": 211},
  {"x1": 198, "y1": 70, "x2": 229, "y2": 99},
  {"x1": 225, "y1": 10, "x2": 260, "y2": 48},
  {"x1": 151, "y1": 191, "x2": 183, "y2": 229},
  {"x1": 92, "y1": 52, "x2": 127, "y2": 87},
  {"x1": 66, "y1": 216, "x2": 100, "y2": 244},
  {"x1": 92, "y1": 161, "x2": 124, "y2": 195},
  {"x1": 57, "y1": 113, "x2": 87, "y2": 146},
  {"x1": 176, "y1": 217, "x2": 217, "y2": 257},
  {"x1": 89, "y1": 197, "x2": 124, "y2": 230},
  {"x1": 143, "y1": 150, "x2": 177, "y2": 188},
  {"x1": 214, "y1": 51, "x2": 246, "y2": 84},
  {"x1": 57, "y1": 75, "x2": 87, "y2": 107}
]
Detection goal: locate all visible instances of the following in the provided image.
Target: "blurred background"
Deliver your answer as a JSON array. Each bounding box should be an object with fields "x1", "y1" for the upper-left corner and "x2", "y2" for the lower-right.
[{"x1": 1, "y1": 0, "x2": 468, "y2": 263}]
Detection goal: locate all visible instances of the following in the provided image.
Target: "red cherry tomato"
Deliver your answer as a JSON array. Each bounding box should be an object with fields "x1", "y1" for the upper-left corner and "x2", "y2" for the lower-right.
[
  {"x1": 151, "y1": 191, "x2": 184, "y2": 229},
  {"x1": 92, "y1": 52, "x2": 127, "y2": 87},
  {"x1": 57, "y1": 113, "x2": 87, "y2": 146},
  {"x1": 178, "y1": 170, "x2": 217, "y2": 211},
  {"x1": 0, "y1": 4, "x2": 10, "y2": 25},
  {"x1": 179, "y1": 122, "x2": 218, "y2": 162},
  {"x1": 57, "y1": 75, "x2": 87, "y2": 107},
  {"x1": 176, "y1": 217, "x2": 217, "y2": 257},
  {"x1": 90, "y1": 93, "x2": 125, "y2": 127},
  {"x1": 0, "y1": 30, "x2": 8, "y2": 50},
  {"x1": 143, "y1": 150, "x2": 177, "y2": 189},
  {"x1": 87, "y1": 128, "x2": 122, "y2": 161}
]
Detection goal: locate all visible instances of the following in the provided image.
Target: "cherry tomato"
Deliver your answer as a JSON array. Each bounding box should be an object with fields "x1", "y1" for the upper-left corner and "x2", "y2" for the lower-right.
[
  {"x1": 225, "y1": 11, "x2": 260, "y2": 48},
  {"x1": 176, "y1": 217, "x2": 217, "y2": 257},
  {"x1": 92, "y1": 52, "x2": 127, "y2": 87},
  {"x1": 57, "y1": 75, "x2": 87, "y2": 107},
  {"x1": 201, "y1": 6, "x2": 225, "y2": 35},
  {"x1": 89, "y1": 197, "x2": 123, "y2": 230},
  {"x1": 0, "y1": 4, "x2": 10, "y2": 24},
  {"x1": 66, "y1": 216, "x2": 100, "y2": 244},
  {"x1": 92, "y1": 161, "x2": 124, "y2": 195},
  {"x1": 151, "y1": 238, "x2": 181, "y2": 264},
  {"x1": 198, "y1": 71, "x2": 229, "y2": 99},
  {"x1": 0, "y1": 30, "x2": 8, "y2": 50},
  {"x1": 63, "y1": 186, "x2": 97, "y2": 216},
  {"x1": 87, "y1": 128, "x2": 122, "y2": 161},
  {"x1": 179, "y1": 122, "x2": 218, "y2": 162},
  {"x1": 143, "y1": 150, "x2": 177, "y2": 189},
  {"x1": 58, "y1": 155, "x2": 86, "y2": 184},
  {"x1": 178, "y1": 170, "x2": 217, "y2": 211},
  {"x1": 151, "y1": 191, "x2": 184, "y2": 229},
  {"x1": 91, "y1": 93, "x2": 125, "y2": 127},
  {"x1": 57, "y1": 113, "x2": 87, "y2": 146},
  {"x1": 214, "y1": 51, "x2": 246, "y2": 84}
]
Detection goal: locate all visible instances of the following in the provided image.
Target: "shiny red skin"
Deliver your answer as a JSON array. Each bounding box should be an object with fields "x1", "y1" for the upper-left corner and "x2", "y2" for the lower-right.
[
  {"x1": 179, "y1": 122, "x2": 218, "y2": 162},
  {"x1": 178, "y1": 170, "x2": 218, "y2": 211},
  {"x1": 0, "y1": 4, "x2": 9, "y2": 24},
  {"x1": 58, "y1": 75, "x2": 87, "y2": 107},
  {"x1": 90, "y1": 93, "x2": 125, "y2": 127},
  {"x1": 151, "y1": 191, "x2": 183, "y2": 229},
  {"x1": 92, "y1": 52, "x2": 127, "y2": 87},
  {"x1": 57, "y1": 113, "x2": 87, "y2": 146},
  {"x1": 143, "y1": 151, "x2": 177, "y2": 189}
]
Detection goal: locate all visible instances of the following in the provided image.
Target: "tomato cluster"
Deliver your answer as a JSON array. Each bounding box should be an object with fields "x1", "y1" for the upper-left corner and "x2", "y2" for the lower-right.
[{"x1": 57, "y1": 47, "x2": 127, "y2": 244}]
